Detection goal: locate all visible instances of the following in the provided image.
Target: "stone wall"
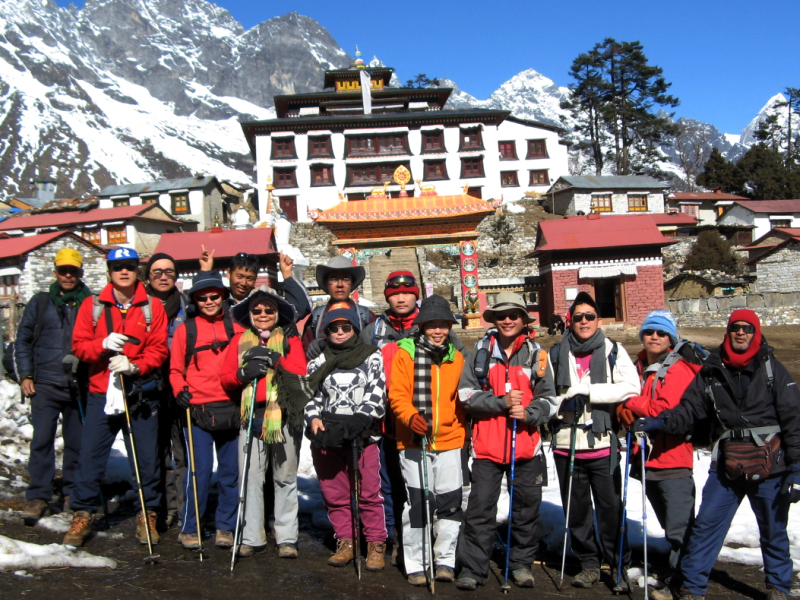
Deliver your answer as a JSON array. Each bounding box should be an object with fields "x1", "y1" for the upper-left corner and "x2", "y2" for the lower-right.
[
  {"x1": 288, "y1": 222, "x2": 336, "y2": 282},
  {"x1": 753, "y1": 244, "x2": 800, "y2": 293},
  {"x1": 667, "y1": 292, "x2": 800, "y2": 327},
  {"x1": 662, "y1": 237, "x2": 696, "y2": 279}
]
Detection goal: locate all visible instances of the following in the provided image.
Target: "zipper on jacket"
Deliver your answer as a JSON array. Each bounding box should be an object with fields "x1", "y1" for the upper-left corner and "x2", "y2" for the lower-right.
[{"x1": 432, "y1": 364, "x2": 440, "y2": 451}]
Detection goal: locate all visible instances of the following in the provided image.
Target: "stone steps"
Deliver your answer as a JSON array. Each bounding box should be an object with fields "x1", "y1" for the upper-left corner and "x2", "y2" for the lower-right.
[{"x1": 367, "y1": 247, "x2": 422, "y2": 299}]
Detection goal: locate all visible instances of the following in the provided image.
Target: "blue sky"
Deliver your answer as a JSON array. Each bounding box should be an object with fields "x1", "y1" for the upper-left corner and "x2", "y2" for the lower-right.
[{"x1": 58, "y1": 0, "x2": 799, "y2": 135}]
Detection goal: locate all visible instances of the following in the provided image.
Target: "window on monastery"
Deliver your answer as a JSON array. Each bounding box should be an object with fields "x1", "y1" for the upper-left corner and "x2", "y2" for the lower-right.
[
  {"x1": 0, "y1": 274, "x2": 18, "y2": 297},
  {"x1": 500, "y1": 171, "x2": 519, "y2": 187},
  {"x1": 347, "y1": 163, "x2": 408, "y2": 186},
  {"x1": 141, "y1": 196, "x2": 158, "y2": 205},
  {"x1": 272, "y1": 137, "x2": 295, "y2": 159},
  {"x1": 82, "y1": 229, "x2": 101, "y2": 244},
  {"x1": 310, "y1": 164, "x2": 334, "y2": 186},
  {"x1": 422, "y1": 130, "x2": 444, "y2": 152},
  {"x1": 107, "y1": 225, "x2": 128, "y2": 245},
  {"x1": 347, "y1": 134, "x2": 408, "y2": 156},
  {"x1": 171, "y1": 193, "x2": 189, "y2": 214},
  {"x1": 772, "y1": 219, "x2": 792, "y2": 229},
  {"x1": 591, "y1": 194, "x2": 612, "y2": 212},
  {"x1": 529, "y1": 170, "x2": 549, "y2": 185},
  {"x1": 527, "y1": 139, "x2": 548, "y2": 159},
  {"x1": 460, "y1": 127, "x2": 483, "y2": 150},
  {"x1": 628, "y1": 194, "x2": 648, "y2": 212},
  {"x1": 424, "y1": 160, "x2": 448, "y2": 181},
  {"x1": 112, "y1": 198, "x2": 129, "y2": 207},
  {"x1": 308, "y1": 136, "x2": 332, "y2": 157},
  {"x1": 274, "y1": 168, "x2": 297, "y2": 188},
  {"x1": 498, "y1": 141, "x2": 517, "y2": 160},
  {"x1": 461, "y1": 157, "x2": 484, "y2": 178}
]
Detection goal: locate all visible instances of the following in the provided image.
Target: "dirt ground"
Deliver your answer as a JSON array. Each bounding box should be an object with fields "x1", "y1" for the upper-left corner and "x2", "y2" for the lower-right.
[{"x1": 0, "y1": 325, "x2": 798, "y2": 600}]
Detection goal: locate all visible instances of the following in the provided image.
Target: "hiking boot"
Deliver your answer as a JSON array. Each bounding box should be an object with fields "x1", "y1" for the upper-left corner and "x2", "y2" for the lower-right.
[
  {"x1": 389, "y1": 528, "x2": 399, "y2": 566},
  {"x1": 178, "y1": 532, "x2": 201, "y2": 550},
  {"x1": 456, "y1": 576, "x2": 478, "y2": 591},
  {"x1": 277, "y1": 543, "x2": 298, "y2": 559},
  {"x1": 63, "y1": 511, "x2": 93, "y2": 546},
  {"x1": 328, "y1": 538, "x2": 354, "y2": 567},
  {"x1": 571, "y1": 567, "x2": 600, "y2": 588},
  {"x1": 767, "y1": 590, "x2": 789, "y2": 600},
  {"x1": 136, "y1": 510, "x2": 159, "y2": 546},
  {"x1": 676, "y1": 589, "x2": 705, "y2": 600},
  {"x1": 435, "y1": 565, "x2": 455, "y2": 582},
  {"x1": 215, "y1": 529, "x2": 233, "y2": 548},
  {"x1": 366, "y1": 541, "x2": 386, "y2": 571},
  {"x1": 512, "y1": 567, "x2": 535, "y2": 588},
  {"x1": 407, "y1": 571, "x2": 427, "y2": 586},
  {"x1": 612, "y1": 567, "x2": 630, "y2": 594},
  {"x1": 20, "y1": 498, "x2": 48, "y2": 520},
  {"x1": 237, "y1": 544, "x2": 255, "y2": 558}
]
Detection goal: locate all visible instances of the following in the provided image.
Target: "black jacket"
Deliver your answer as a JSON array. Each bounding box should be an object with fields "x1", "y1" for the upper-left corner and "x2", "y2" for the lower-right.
[
  {"x1": 14, "y1": 291, "x2": 82, "y2": 387},
  {"x1": 661, "y1": 343, "x2": 800, "y2": 469}
]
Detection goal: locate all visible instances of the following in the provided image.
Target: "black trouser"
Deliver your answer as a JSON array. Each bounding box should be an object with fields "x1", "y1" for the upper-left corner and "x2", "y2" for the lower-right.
[
  {"x1": 157, "y1": 394, "x2": 186, "y2": 522},
  {"x1": 645, "y1": 475, "x2": 695, "y2": 578},
  {"x1": 457, "y1": 456, "x2": 545, "y2": 585},
  {"x1": 26, "y1": 383, "x2": 83, "y2": 502},
  {"x1": 554, "y1": 453, "x2": 631, "y2": 570}
]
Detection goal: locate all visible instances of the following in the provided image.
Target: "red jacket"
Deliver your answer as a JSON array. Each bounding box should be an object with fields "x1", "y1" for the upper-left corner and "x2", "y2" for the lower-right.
[
  {"x1": 169, "y1": 314, "x2": 245, "y2": 405},
  {"x1": 220, "y1": 332, "x2": 307, "y2": 398},
  {"x1": 73, "y1": 282, "x2": 168, "y2": 394},
  {"x1": 625, "y1": 350, "x2": 701, "y2": 470}
]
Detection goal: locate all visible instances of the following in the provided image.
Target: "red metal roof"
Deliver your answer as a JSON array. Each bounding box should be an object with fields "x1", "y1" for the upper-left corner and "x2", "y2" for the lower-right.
[
  {"x1": 150, "y1": 227, "x2": 278, "y2": 262},
  {"x1": 313, "y1": 194, "x2": 495, "y2": 223},
  {"x1": 646, "y1": 213, "x2": 698, "y2": 227},
  {"x1": 732, "y1": 200, "x2": 800, "y2": 214},
  {"x1": 530, "y1": 214, "x2": 674, "y2": 255},
  {"x1": 670, "y1": 192, "x2": 748, "y2": 201},
  {"x1": 0, "y1": 231, "x2": 104, "y2": 260},
  {"x1": 0, "y1": 204, "x2": 182, "y2": 231}
]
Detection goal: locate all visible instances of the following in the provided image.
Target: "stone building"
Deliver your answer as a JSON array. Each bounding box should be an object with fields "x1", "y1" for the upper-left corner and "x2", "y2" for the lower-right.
[
  {"x1": 718, "y1": 199, "x2": 800, "y2": 245},
  {"x1": 529, "y1": 214, "x2": 674, "y2": 326},
  {"x1": 665, "y1": 190, "x2": 747, "y2": 227},
  {"x1": 544, "y1": 175, "x2": 668, "y2": 216},
  {"x1": 744, "y1": 228, "x2": 800, "y2": 293}
]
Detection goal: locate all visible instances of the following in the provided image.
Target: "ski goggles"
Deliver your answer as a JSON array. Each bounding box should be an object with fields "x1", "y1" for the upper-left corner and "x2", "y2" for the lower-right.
[
  {"x1": 728, "y1": 323, "x2": 756, "y2": 334},
  {"x1": 385, "y1": 275, "x2": 417, "y2": 289}
]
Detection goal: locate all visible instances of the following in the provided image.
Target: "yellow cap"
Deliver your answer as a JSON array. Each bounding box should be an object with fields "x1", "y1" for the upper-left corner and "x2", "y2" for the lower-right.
[{"x1": 54, "y1": 248, "x2": 83, "y2": 268}]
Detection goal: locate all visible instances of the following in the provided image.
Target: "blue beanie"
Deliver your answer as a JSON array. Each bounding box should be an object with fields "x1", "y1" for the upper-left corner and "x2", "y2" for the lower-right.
[
  {"x1": 639, "y1": 310, "x2": 679, "y2": 346},
  {"x1": 322, "y1": 300, "x2": 361, "y2": 333}
]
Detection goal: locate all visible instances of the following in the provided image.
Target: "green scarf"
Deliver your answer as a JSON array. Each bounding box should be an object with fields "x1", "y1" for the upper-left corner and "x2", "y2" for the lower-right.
[
  {"x1": 49, "y1": 281, "x2": 91, "y2": 310},
  {"x1": 238, "y1": 327, "x2": 286, "y2": 443}
]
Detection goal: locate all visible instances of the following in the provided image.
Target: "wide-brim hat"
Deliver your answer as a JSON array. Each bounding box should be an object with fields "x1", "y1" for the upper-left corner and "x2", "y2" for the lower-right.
[
  {"x1": 187, "y1": 271, "x2": 230, "y2": 300},
  {"x1": 316, "y1": 255, "x2": 366, "y2": 290},
  {"x1": 232, "y1": 286, "x2": 297, "y2": 330},
  {"x1": 482, "y1": 292, "x2": 534, "y2": 324},
  {"x1": 413, "y1": 294, "x2": 456, "y2": 325}
]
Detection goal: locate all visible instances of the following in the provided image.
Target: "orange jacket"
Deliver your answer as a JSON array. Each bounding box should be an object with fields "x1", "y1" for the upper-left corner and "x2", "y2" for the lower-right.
[{"x1": 389, "y1": 337, "x2": 466, "y2": 452}]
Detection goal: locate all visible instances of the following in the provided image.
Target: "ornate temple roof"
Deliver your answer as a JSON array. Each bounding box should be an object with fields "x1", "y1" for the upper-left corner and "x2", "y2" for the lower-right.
[{"x1": 311, "y1": 194, "x2": 496, "y2": 223}]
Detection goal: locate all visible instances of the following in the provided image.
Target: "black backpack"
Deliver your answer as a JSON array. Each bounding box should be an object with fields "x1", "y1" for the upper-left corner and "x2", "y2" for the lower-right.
[
  {"x1": 3, "y1": 292, "x2": 49, "y2": 382},
  {"x1": 183, "y1": 311, "x2": 236, "y2": 370}
]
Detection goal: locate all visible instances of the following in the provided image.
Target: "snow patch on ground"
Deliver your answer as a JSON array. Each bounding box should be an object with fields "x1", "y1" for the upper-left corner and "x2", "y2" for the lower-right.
[{"x1": 0, "y1": 535, "x2": 116, "y2": 571}]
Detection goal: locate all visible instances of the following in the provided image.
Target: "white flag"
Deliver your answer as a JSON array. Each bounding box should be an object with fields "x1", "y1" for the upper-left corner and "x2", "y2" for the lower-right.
[{"x1": 359, "y1": 69, "x2": 372, "y2": 115}]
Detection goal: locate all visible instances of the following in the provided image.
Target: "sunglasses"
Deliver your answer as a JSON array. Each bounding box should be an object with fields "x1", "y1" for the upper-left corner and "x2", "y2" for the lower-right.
[
  {"x1": 110, "y1": 263, "x2": 138, "y2": 272},
  {"x1": 642, "y1": 329, "x2": 669, "y2": 338},
  {"x1": 235, "y1": 252, "x2": 258, "y2": 261},
  {"x1": 251, "y1": 307, "x2": 277, "y2": 316},
  {"x1": 494, "y1": 311, "x2": 523, "y2": 322},
  {"x1": 150, "y1": 268, "x2": 176, "y2": 279},
  {"x1": 728, "y1": 323, "x2": 756, "y2": 334},
  {"x1": 327, "y1": 323, "x2": 354, "y2": 334},
  {"x1": 56, "y1": 266, "x2": 80, "y2": 277},
  {"x1": 195, "y1": 293, "x2": 222, "y2": 303},
  {"x1": 572, "y1": 312, "x2": 598, "y2": 323},
  {"x1": 385, "y1": 275, "x2": 416, "y2": 289}
]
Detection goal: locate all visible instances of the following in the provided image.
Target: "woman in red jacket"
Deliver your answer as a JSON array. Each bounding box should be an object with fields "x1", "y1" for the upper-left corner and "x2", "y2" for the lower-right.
[
  {"x1": 169, "y1": 272, "x2": 244, "y2": 551},
  {"x1": 220, "y1": 287, "x2": 307, "y2": 559}
]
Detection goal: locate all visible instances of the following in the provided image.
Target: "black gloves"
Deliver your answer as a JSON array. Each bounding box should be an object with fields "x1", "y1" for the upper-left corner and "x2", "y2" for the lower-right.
[
  {"x1": 242, "y1": 347, "x2": 282, "y2": 368},
  {"x1": 632, "y1": 416, "x2": 667, "y2": 435},
  {"x1": 237, "y1": 360, "x2": 269, "y2": 384},
  {"x1": 561, "y1": 394, "x2": 589, "y2": 415},
  {"x1": 314, "y1": 423, "x2": 345, "y2": 449},
  {"x1": 306, "y1": 338, "x2": 327, "y2": 360},
  {"x1": 342, "y1": 413, "x2": 372, "y2": 441},
  {"x1": 175, "y1": 389, "x2": 193, "y2": 410},
  {"x1": 283, "y1": 323, "x2": 299, "y2": 339},
  {"x1": 782, "y1": 465, "x2": 800, "y2": 504}
]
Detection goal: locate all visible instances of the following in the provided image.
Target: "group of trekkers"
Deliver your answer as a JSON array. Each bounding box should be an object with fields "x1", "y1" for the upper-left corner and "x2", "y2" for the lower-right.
[{"x1": 12, "y1": 246, "x2": 800, "y2": 600}]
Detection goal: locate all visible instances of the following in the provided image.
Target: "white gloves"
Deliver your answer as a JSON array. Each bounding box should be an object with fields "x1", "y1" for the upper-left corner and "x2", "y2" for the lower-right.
[
  {"x1": 565, "y1": 384, "x2": 590, "y2": 399},
  {"x1": 109, "y1": 354, "x2": 136, "y2": 375},
  {"x1": 103, "y1": 332, "x2": 128, "y2": 352}
]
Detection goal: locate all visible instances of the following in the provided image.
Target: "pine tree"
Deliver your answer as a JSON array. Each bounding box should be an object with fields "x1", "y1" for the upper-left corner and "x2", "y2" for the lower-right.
[
  {"x1": 684, "y1": 230, "x2": 740, "y2": 274},
  {"x1": 405, "y1": 74, "x2": 439, "y2": 88},
  {"x1": 753, "y1": 113, "x2": 783, "y2": 153},
  {"x1": 696, "y1": 148, "x2": 745, "y2": 194},
  {"x1": 782, "y1": 87, "x2": 800, "y2": 168},
  {"x1": 736, "y1": 144, "x2": 800, "y2": 200}
]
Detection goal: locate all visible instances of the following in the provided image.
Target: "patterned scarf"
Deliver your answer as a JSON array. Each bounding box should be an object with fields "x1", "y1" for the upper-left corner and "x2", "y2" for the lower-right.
[
  {"x1": 237, "y1": 327, "x2": 285, "y2": 443},
  {"x1": 413, "y1": 335, "x2": 449, "y2": 424}
]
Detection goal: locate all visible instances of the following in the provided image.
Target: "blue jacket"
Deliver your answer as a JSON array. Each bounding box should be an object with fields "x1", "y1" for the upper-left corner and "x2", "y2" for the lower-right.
[{"x1": 14, "y1": 290, "x2": 84, "y2": 387}]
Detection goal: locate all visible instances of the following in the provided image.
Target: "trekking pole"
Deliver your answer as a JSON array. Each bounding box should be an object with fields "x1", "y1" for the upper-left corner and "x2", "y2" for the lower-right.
[
  {"x1": 185, "y1": 404, "x2": 206, "y2": 562},
  {"x1": 501, "y1": 417, "x2": 518, "y2": 594},
  {"x1": 352, "y1": 437, "x2": 362, "y2": 580},
  {"x1": 640, "y1": 433, "x2": 649, "y2": 598},
  {"x1": 421, "y1": 432, "x2": 435, "y2": 595},
  {"x1": 615, "y1": 431, "x2": 632, "y2": 594},
  {"x1": 119, "y1": 373, "x2": 159, "y2": 564},
  {"x1": 231, "y1": 377, "x2": 258, "y2": 574},
  {"x1": 559, "y1": 419, "x2": 578, "y2": 590}
]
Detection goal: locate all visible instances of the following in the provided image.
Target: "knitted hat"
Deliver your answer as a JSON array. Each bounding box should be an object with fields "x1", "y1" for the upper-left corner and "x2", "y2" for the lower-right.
[
  {"x1": 569, "y1": 291, "x2": 598, "y2": 315},
  {"x1": 384, "y1": 271, "x2": 420, "y2": 300},
  {"x1": 186, "y1": 271, "x2": 229, "y2": 300},
  {"x1": 315, "y1": 255, "x2": 366, "y2": 290},
  {"x1": 54, "y1": 248, "x2": 83, "y2": 268},
  {"x1": 322, "y1": 300, "x2": 361, "y2": 333},
  {"x1": 482, "y1": 292, "x2": 534, "y2": 324},
  {"x1": 413, "y1": 294, "x2": 456, "y2": 325},
  {"x1": 144, "y1": 252, "x2": 178, "y2": 279},
  {"x1": 639, "y1": 310, "x2": 679, "y2": 346}
]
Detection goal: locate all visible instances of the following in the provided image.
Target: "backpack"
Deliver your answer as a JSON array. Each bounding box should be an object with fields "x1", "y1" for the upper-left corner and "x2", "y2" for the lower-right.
[
  {"x1": 644, "y1": 338, "x2": 709, "y2": 398},
  {"x1": 473, "y1": 330, "x2": 547, "y2": 390},
  {"x1": 92, "y1": 294, "x2": 154, "y2": 331},
  {"x1": 3, "y1": 292, "x2": 49, "y2": 382}
]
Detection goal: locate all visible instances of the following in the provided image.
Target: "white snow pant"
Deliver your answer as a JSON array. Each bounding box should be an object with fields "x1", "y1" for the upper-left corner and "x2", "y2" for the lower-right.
[
  {"x1": 400, "y1": 447, "x2": 463, "y2": 574},
  {"x1": 238, "y1": 422, "x2": 301, "y2": 547}
]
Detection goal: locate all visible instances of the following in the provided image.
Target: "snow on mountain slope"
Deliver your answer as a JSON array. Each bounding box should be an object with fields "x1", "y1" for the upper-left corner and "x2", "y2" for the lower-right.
[{"x1": 740, "y1": 92, "x2": 799, "y2": 148}]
